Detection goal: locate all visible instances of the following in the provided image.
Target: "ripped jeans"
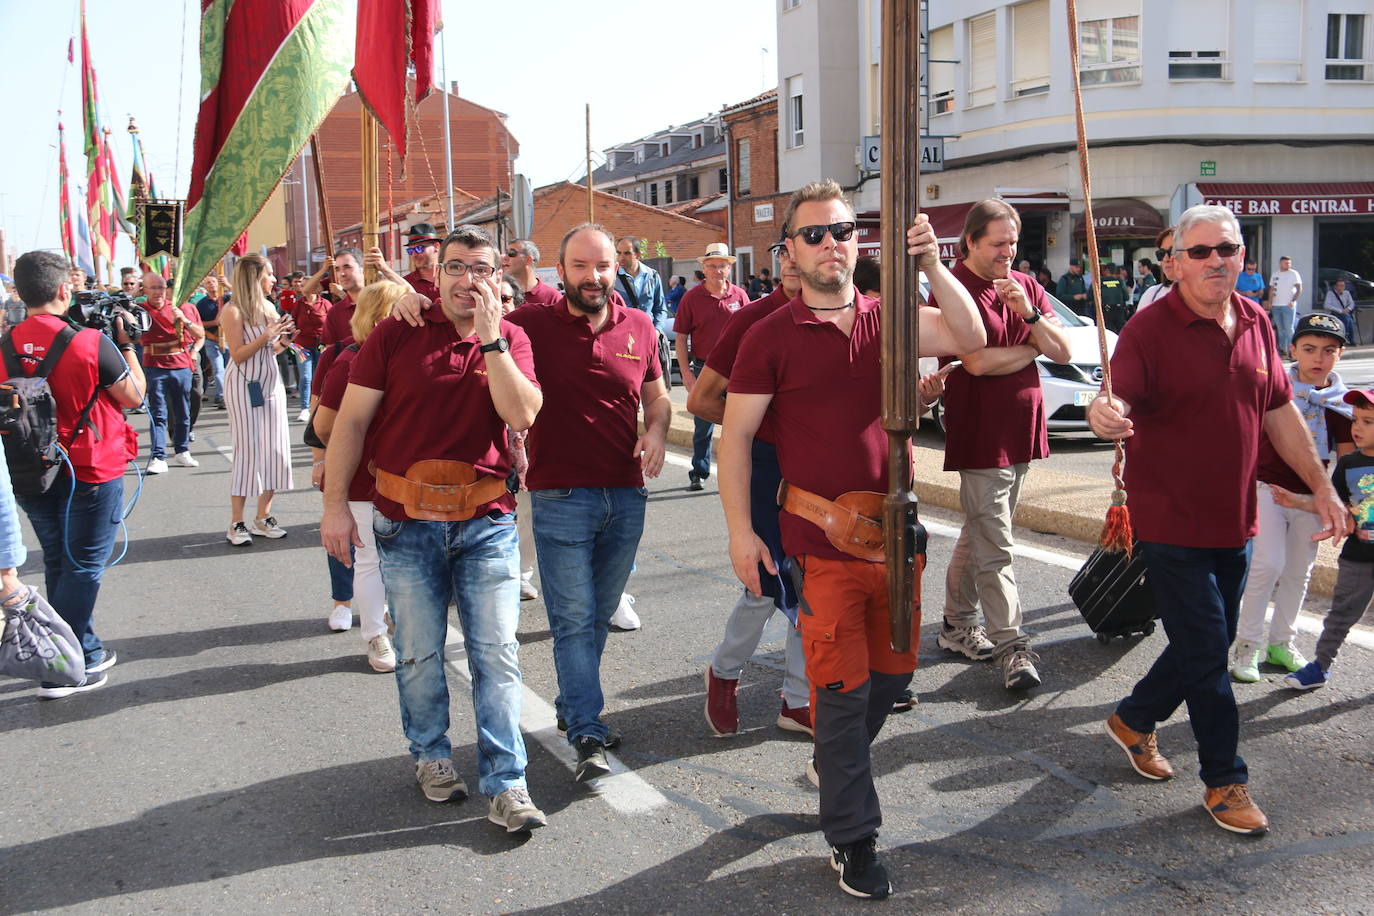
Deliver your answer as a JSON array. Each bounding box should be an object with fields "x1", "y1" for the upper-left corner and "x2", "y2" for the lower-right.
[{"x1": 373, "y1": 508, "x2": 528, "y2": 797}]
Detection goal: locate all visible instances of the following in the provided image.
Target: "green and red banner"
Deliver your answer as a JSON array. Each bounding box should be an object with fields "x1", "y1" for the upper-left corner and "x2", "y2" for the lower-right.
[
  {"x1": 58, "y1": 120, "x2": 77, "y2": 267},
  {"x1": 80, "y1": 0, "x2": 114, "y2": 265},
  {"x1": 174, "y1": 0, "x2": 353, "y2": 305}
]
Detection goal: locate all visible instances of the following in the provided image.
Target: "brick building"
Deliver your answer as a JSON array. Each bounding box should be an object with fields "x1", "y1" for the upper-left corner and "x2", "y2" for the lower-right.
[
  {"x1": 721, "y1": 89, "x2": 787, "y2": 285},
  {"x1": 281, "y1": 83, "x2": 517, "y2": 274}
]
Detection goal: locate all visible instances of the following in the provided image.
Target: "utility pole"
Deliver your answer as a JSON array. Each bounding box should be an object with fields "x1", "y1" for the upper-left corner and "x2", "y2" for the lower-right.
[{"x1": 585, "y1": 103, "x2": 594, "y2": 223}]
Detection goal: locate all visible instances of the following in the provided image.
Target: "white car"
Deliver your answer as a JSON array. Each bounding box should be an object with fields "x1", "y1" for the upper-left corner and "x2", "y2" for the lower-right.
[{"x1": 921, "y1": 292, "x2": 1118, "y2": 433}]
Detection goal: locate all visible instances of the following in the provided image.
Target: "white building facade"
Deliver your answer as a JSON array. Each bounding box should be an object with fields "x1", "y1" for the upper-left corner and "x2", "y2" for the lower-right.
[{"x1": 776, "y1": 0, "x2": 1374, "y2": 304}]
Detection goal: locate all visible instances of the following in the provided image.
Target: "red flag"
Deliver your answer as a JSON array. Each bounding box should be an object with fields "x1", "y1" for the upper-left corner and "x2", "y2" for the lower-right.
[
  {"x1": 231, "y1": 231, "x2": 249, "y2": 256},
  {"x1": 352, "y1": 0, "x2": 438, "y2": 165},
  {"x1": 67, "y1": 37, "x2": 74, "y2": 63}
]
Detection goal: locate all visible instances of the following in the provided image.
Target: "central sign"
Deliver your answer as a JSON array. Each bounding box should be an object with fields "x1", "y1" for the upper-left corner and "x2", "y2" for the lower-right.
[{"x1": 862, "y1": 135, "x2": 944, "y2": 173}]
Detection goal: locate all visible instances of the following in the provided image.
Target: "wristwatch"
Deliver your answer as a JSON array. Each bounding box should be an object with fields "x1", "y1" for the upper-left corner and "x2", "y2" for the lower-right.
[
  {"x1": 479, "y1": 337, "x2": 510, "y2": 354},
  {"x1": 1023, "y1": 310, "x2": 1042, "y2": 325}
]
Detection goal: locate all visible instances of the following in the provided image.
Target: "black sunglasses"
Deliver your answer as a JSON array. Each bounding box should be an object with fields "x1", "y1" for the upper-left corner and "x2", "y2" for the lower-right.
[
  {"x1": 792, "y1": 221, "x2": 857, "y2": 245},
  {"x1": 1174, "y1": 242, "x2": 1242, "y2": 261}
]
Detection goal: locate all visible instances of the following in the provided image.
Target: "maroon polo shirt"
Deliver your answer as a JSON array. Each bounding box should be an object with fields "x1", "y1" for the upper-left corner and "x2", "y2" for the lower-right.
[
  {"x1": 674, "y1": 281, "x2": 749, "y2": 362},
  {"x1": 294, "y1": 295, "x2": 329, "y2": 349},
  {"x1": 730, "y1": 292, "x2": 891, "y2": 562},
  {"x1": 321, "y1": 293, "x2": 356, "y2": 347},
  {"x1": 709, "y1": 285, "x2": 791, "y2": 445},
  {"x1": 933, "y1": 263, "x2": 1052, "y2": 471},
  {"x1": 403, "y1": 269, "x2": 440, "y2": 303},
  {"x1": 1257, "y1": 409, "x2": 1351, "y2": 494},
  {"x1": 522, "y1": 278, "x2": 562, "y2": 308},
  {"x1": 140, "y1": 302, "x2": 199, "y2": 370},
  {"x1": 348, "y1": 311, "x2": 537, "y2": 521},
  {"x1": 1111, "y1": 288, "x2": 1292, "y2": 547},
  {"x1": 317, "y1": 346, "x2": 376, "y2": 503},
  {"x1": 506, "y1": 296, "x2": 662, "y2": 490}
]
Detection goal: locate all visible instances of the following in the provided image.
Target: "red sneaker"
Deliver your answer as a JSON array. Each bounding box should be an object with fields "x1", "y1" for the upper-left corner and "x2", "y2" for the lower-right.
[
  {"x1": 776, "y1": 701, "x2": 814, "y2": 736},
  {"x1": 704, "y1": 667, "x2": 739, "y2": 736}
]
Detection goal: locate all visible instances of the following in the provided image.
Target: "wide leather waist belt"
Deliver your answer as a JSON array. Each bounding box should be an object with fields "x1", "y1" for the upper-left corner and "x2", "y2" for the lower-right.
[
  {"x1": 143, "y1": 341, "x2": 186, "y2": 356},
  {"x1": 372, "y1": 460, "x2": 508, "y2": 522},
  {"x1": 778, "y1": 480, "x2": 885, "y2": 563}
]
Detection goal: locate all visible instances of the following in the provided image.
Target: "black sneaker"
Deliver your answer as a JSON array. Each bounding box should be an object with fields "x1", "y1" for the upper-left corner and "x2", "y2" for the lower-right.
[
  {"x1": 556, "y1": 717, "x2": 621, "y2": 749},
  {"x1": 574, "y1": 735, "x2": 611, "y2": 782},
  {"x1": 687, "y1": 472, "x2": 704, "y2": 492},
  {"x1": 831, "y1": 835, "x2": 892, "y2": 899},
  {"x1": 890, "y1": 689, "x2": 918, "y2": 713}
]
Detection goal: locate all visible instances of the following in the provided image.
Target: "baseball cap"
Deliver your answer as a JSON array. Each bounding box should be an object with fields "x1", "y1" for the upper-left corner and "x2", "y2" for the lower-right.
[
  {"x1": 1292, "y1": 312, "x2": 1348, "y2": 346},
  {"x1": 1344, "y1": 389, "x2": 1374, "y2": 408}
]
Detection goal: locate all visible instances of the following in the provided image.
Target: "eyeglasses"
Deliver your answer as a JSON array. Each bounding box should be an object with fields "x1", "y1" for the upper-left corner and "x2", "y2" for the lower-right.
[
  {"x1": 441, "y1": 260, "x2": 496, "y2": 279},
  {"x1": 1155, "y1": 248, "x2": 1169, "y2": 260},
  {"x1": 500, "y1": 295, "x2": 514, "y2": 304},
  {"x1": 792, "y1": 221, "x2": 857, "y2": 245},
  {"x1": 1174, "y1": 242, "x2": 1242, "y2": 260}
]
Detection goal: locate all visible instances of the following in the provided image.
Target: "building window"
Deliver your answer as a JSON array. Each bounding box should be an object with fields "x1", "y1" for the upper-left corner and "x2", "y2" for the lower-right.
[
  {"x1": 719, "y1": 168, "x2": 728, "y2": 195},
  {"x1": 687, "y1": 175, "x2": 700, "y2": 199},
  {"x1": 1078, "y1": 15, "x2": 1141, "y2": 85},
  {"x1": 1168, "y1": 0, "x2": 1228, "y2": 79},
  {"x1": 1012, "y1": 0, "x2": 1051, "y2": 96},
  {"x1": 1327, "y1": 13, "x2": 1369, "y2": 80},
  {"x1": 736, "y1": 138, "x2": 751, "y2": 196},
  {"x1": 664, "y1": 181, "x2": 673, "y2": 204},
  {"x1": 634, "y1": 188, "x2": 642, "y2": 203},
  {"x1": 650, "y1": 183, "x2": 658, "y2": 206},
  {"x1": 929, "y1": 25, "x2": 955, "y2": 116},
  {"x1": 1168, "y1": 51, "x2": 1227, "y2": 79},
  {"x1": 1253, "y1": 0, "x2": 1303, "y2": 82},
  {"x1": 662, "y1": 142, "x2": 669, "y2": 156},
  {"x1": 783, "y1": 0, "x2": 800, "y2": 10},
  {"x1": 786, "y1": 76, "x2": 804, "y2": 148},
  {"x1": 966, "y1": 13, "x2": 997, "y2": 107}
]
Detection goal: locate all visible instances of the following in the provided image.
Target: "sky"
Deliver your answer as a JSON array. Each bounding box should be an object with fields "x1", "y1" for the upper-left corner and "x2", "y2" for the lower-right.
[{"x1": 0, "y1": 0, "x2": 779, "y2": 262}]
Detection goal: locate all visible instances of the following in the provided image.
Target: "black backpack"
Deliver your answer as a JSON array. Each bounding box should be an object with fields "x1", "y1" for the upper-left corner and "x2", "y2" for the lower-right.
[{"x1": 0, "y1": 326, "x2": 102, "y2": 497}]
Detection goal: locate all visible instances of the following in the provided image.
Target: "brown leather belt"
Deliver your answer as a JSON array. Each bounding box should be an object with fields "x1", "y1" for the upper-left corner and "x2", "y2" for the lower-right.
[
  {"x1": 778, "y1": 480, "x2": 885, "y2": 562},
  {"x1": 143, "y1": 341, "x2": 186, "y2": 356},
  {"x1": 372, "y1": 459, "x2": 508, "y2": 521}
]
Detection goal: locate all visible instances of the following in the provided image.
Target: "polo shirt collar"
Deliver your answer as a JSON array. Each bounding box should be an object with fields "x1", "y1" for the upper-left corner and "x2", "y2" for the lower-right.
[
  {"x1": 554, "y1": 294, "x2": 624, "y2": 329},
  {"x1": 786, "y1": 286, "x2": 871, "y2": 325},
  {"x1": 1161, "y1": 287, "x2": 1257, "y2": 331}
]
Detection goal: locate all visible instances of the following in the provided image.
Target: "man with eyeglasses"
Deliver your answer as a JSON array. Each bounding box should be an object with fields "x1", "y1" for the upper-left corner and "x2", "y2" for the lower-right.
[
  {"x1": 675, "y1": 242, "x2": 749, "y2": 491},
  {"x1": 1235, "y1": 259, "x2": 1266, "y2": 310},
  {"x1": 1269, "y1": 256, "x2": 1303, "y2": 353},
  {"x1": 119, "y1": 269, "x2": 141, "y2": 298},
  {"x1": 402, "y1": 223, "x2": 442, "y2": 303},
  {"x1": 934, "y1": 199, "x2": 1072, "y2": 693},
  {"x1": 719, "y1": 179, "x2": 984, "y2": 900},
  {"x1": 320, "y1": 224, "x2": 549, "y2": 834},
  {"x1": 501, "y1": 239, "x2": 561, "y2": 307},
  {"x1": 1088, "y1": 204, "x2": 1348, "y2": 838}
]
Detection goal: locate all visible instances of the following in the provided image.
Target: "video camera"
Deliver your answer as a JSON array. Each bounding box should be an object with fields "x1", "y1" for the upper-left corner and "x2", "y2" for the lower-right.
[{"x1": 71, "y1": 291, "x2": 151, "y2": 343}]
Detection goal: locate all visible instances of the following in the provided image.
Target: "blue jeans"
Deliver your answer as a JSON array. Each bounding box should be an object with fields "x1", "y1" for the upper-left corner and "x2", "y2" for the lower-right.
[
  {"x1": 328, "y1": 553, "x2": 353, "y2": 602},
  {"x1": 1335, "y1": 310, "x2": 1358, "y2": 346},
  {"x1": 1116, "y1": 540, "x2": 1251, "y2": 787},
  {"x1": 16, "y1": 476, "x2": 124, "y2": 667},
  {"x1": 144, "y1": 366, "x2": 192, "y2": 458},
  {"x1": 202, "y1": 340, "x2": 226, "y2": 402},
  {"x1": 298, "y1": 347, "x2": 319, "y2": 412},
  {"x1": 532, "y1": 486, "x2": 647, "y2": 744},
  {"x1": 1270, "y1": 305, "x2": 1295, "y2": 354},
  {"x1": 373, "y1": 510, "x2": 528, "y2": 797},
  {"x1": 689, "y1": 358, "x2": 713, "y2": 479}
]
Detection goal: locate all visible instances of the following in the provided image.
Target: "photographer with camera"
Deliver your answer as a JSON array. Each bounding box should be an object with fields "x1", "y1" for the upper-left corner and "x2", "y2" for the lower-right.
[
  {"x1": 138, "y1": 271, "x2": 203, "y2": 475},
  {"x1": 5, "y1": 251, "x2": 145, "y2": 698}
]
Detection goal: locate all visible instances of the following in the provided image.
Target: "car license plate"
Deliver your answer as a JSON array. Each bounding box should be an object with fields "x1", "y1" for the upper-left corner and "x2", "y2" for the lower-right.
[{"x1": 1074, "y1": 390, "x2": 1097, "y2": 406}]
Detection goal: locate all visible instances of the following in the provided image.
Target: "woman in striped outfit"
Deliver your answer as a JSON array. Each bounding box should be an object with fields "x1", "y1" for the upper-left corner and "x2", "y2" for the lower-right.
[{"x1": 221, "y1": 254, "x2": 295, "y2": 545}]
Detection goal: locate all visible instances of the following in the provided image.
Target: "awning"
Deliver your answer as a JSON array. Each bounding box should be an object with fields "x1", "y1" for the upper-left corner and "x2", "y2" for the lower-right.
[
  {"x1": 1073, "y1": 198, "x2": 1165, "y2": 239},
  {"x1": 857, "y1": 203, "x2": 971, "y2": 260},
  {"x1": 1196, "y1": 182, "x2": 1374, "y2": 216},
  {"x1": 996, "y1": 188, "x2": 1071, "y2": 213}
]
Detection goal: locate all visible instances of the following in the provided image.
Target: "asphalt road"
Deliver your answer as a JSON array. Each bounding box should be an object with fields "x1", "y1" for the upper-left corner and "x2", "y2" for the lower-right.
[{"x1": 2, "y1": 407, "x2": 1372, "y2": 914}]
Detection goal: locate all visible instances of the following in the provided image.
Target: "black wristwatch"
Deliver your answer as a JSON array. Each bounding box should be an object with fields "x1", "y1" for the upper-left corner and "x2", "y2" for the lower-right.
[
  {"x1": 1023, "y1": 310, "x2": 1042, "y2": 325},
  {"x1": 479, "y1": 337, "x2": 510, "y2": 354}
]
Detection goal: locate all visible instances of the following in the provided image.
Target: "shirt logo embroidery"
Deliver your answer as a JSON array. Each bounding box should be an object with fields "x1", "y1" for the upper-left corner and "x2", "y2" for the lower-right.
[
  {"x1": 1257, "y1": 346, "x2": 1268, "y2": 375},
  {"x1": 616, "y1": 332, "x2": 642, "y2": 361}
]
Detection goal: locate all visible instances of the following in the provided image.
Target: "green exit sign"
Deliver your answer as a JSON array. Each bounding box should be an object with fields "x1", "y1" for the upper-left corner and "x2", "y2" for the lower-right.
[{"x1": 1200, "y1": 161, "x2": 1217, "y2": 176}]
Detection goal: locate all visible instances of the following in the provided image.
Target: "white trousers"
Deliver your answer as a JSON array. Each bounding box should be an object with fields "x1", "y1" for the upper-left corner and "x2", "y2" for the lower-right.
[
  {"x1": 348, "y1": 501, "x2": 389, "y2": 641},
  {"x1": 1237, "y1": 481, "x2": 1321, "y2": 646}
]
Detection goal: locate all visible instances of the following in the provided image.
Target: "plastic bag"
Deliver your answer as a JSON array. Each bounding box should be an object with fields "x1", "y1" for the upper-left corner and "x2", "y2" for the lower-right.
[{"x1": 0, "y1": 586, "x2": 85, "y2": 685}]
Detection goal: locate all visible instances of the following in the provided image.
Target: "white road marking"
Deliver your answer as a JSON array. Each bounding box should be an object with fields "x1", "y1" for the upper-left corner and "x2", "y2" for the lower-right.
[
  {"x1": 202, "y1": 434, "x2": 234, "y2": 464},
  {"x1": 442, "y1": 624, "x2": 668, "y2": 813}
]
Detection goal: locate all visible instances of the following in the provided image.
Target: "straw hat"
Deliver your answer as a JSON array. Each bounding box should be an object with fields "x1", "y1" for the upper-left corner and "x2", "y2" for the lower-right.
[{"x1": 696, "y1": 242, "x2": 736, "y2": 264}]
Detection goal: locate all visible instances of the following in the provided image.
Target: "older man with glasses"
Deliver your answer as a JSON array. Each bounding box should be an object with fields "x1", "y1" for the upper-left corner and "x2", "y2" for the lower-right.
[{"x1": 1089, "y1": 204, "x2": 1349, "y2": 837}]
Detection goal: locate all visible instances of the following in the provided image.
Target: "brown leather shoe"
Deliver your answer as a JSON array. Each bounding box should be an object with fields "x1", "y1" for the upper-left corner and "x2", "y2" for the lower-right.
[
  {"x1": 1105, "y1": 713, "x2": 1174, "y2": 780},
  {"x1": 1204, "y1": 784, "x2": 1269, "y2": 835}
]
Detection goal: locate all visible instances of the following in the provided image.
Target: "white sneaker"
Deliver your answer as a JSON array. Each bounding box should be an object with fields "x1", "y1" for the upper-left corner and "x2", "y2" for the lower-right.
[
  {"x1": 519, "y1": 569, "x2": 538, "y2": 601},
  {"x1": 297, "y1": 409, "x2": 311, "y2": 422},
  {"x1": 226, "y1": 521, "x2": 253, "y2": 546},
  {"x1": 328, "y1": 604, "x2": 353, "y2": 632},
  {"x1": 146, "y1": 457, "x2": 168, "y2": 475},
  {"x1": 367, "y1": 634, "x2": 396, "y2": 672},
  {"x1": 249, "y1": 516, "x2": 287, "y2": 538},
  {"x1": 610, "y1": 593, "x2": 641, "y2": 631},
  {"x1": 171, "y1": 451, "x2": 199, "y2": 467}
]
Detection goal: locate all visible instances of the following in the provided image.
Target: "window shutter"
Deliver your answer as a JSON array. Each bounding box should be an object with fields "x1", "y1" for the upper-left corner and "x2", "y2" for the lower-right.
[
  {"x1": 968, "y1": 13, "x2": 997, "y2": 106},
  {"x1": 1012, "y1": 0, "x2": 1051, "y2": 93}
]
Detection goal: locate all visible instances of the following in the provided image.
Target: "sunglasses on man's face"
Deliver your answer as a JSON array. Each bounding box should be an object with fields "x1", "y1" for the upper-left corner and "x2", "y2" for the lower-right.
[
  {"x1": 792, "y1": 221, "x2": 857, "y2": 246},
  {"x1": 1174, "y1": 242, "x2": 1242, "y2": 261},
  {"x1": 407, "y1": 244, "x2": 433, "y2": 255}
]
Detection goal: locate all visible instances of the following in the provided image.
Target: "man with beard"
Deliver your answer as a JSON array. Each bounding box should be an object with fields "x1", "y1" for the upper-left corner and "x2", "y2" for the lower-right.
[
  {"x1": 932, "y1": 200, "x2": 1071, "y2": 691},
  {"x1": 402, "y1": 223, "x2": 442, "y2": 302},
  {"x1": 320, "y1": 225, "x2": 548, "y2": 833},
  {"x1": 505, "y1": 224, "x2": 671, "y2": 783},
  {"x1": 675, "y1": 243, "x2": 750, "y2": 490},
  {"x1": 689, "y1": 239, "x2": 812, "y2": 737},
  {"x1": 720, "y1": 180, "x2": 984, "y2": 899},
  {"x1": 138, "y1": 271, "x2": 205, "y2": 474},
  {"x1": 501, "y1": 239, "x2": 562, "y2": 307}
]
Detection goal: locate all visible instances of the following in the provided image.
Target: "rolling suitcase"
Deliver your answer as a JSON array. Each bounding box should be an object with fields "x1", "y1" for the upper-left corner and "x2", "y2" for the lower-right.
[{"x1": 1068, "y1": 542, "x2": 1158, "y2": 644}]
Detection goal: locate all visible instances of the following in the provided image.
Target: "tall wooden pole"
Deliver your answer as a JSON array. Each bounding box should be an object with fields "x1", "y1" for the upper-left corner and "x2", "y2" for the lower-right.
[
  {"x1": 585, "y1": 103, "x2": 594, "y2": 223},
  {"x1": 361, "y1": 112, "x2": 379, "y2": 285},
  {"x1": 309, "y1": 135, "x2": 335, "y2": 261},
  {"x1": 879, "y1": 0, "x2": 923, "y2": 653}
]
